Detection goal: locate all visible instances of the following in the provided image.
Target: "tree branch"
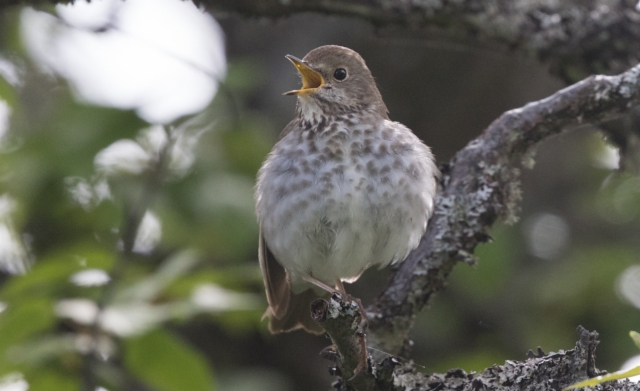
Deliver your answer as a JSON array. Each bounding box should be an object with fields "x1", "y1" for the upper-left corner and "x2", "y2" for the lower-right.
[
  {"x1": 207, "y1": 0, "x2": 640, "y2": 378},
  {"x1": 365, "y1": 62, "x2": 640, "y2": 356},
  {"x1": 10, "y1": 0, "x2": 640, "y2": 387},
  {"x1": 316, "y1": 294, "x2": 636, "y2": 391},
  {"x1": 205, "y1": 0, "x2": 640, "y2": 81},
  {"x1": 300, "y1": 59, "x2": 640, "y2": 390},
  {"x1": 7, "y1": 1, "x2": 639, "y2": 81},
  {"x1": 6, "y1": 0, "x2": 640, "y2": 83},
  {"x1": 311, "y1": 294, "x2": 382, "y2": 390}
]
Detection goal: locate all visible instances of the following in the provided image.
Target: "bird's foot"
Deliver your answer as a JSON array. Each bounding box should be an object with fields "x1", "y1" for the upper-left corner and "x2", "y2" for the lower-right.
[
  {"x1": 319, "y1": 345, "x2": 338, "y2": 362},
  {"x1": 333, "y1": 279, "x2": 369, "y2": 331},
  {"x1": 344, "y1": 294, "x2": 369, "y2": 332},
  {"x1": 302, "y1": 275, "x2": 369, "y2": 328},
  {"x1": 330, "y1": 291, "x2": 370, "y2": 380}
]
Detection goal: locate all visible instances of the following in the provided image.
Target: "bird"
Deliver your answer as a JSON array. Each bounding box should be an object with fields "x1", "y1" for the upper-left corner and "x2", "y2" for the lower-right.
[{"x1": 255, "y1": 45, "x2": 438, "y2": 334}]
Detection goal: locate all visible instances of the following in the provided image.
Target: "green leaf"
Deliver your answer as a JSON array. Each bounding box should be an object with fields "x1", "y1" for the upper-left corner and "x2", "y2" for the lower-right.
[
  {"x1": 563, "y1": 366, "x2": 640, "y2": 390},
  {"x1": 220, "y1": 126, "x2": 272, "y2": 177},
  {"x1": 7, "y1": 335, "x2": 76, "y2": 367},
  {"x1": 165, "y1": 265, "x2": 260, "y2": 299},
  {"x1": 631, "y1": 331, "x2": 640, "y2": 350},
  {"x1": 124, "y1": 328, "x2": 215, "y2": 391},
  {"x1": 0, "y1": 299, "x2": 55, "y2": 374},
  {"x1": 0, "y1": 76, "x2": 17, "y2": 109},
  {"x1": 28, "y1": 368, "x2": 79, "y2": 391},
  {"x1": 113, "y1": 250, "x2": 199, "y2": 303},
  {"x1": 0, "y1": 244, "x2": 114, "y2": 302}
]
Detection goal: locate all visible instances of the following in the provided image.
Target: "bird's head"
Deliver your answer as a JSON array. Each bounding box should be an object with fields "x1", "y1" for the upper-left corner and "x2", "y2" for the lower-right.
[{"x1": 284, "y1": 45, "x2": 388, "y2": 120}]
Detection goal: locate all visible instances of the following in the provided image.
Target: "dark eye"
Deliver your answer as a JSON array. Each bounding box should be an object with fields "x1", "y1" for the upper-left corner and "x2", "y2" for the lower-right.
[{"x1": 333, "y1": 68, "x2": 347, "y2": 81}]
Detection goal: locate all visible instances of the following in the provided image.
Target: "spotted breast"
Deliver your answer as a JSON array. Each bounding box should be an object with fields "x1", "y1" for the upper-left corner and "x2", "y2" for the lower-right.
[{"x1": 255, "y1": 45, "x2": 438, "y2": 334}]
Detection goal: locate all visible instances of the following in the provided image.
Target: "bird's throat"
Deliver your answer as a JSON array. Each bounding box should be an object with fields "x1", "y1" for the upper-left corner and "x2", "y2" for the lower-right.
[{"x1": 296, "y1": 95, "x2": 326, "y2": 123}]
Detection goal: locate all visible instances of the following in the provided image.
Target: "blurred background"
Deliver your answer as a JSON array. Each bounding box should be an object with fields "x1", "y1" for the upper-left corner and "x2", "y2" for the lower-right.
[{"x1": 0, "y1": 0, "x2": 640, "y2": 390}]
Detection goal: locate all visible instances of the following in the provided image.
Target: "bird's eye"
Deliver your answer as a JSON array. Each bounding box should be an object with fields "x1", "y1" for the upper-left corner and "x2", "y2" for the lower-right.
[{"x1": 333, "y1": 68, "x2": 347, "y2": 81}]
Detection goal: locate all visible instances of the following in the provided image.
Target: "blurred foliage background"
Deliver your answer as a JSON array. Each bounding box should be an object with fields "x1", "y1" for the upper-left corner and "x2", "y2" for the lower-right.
[{"x1": 0, "y1": 1, "x2": 639, "y2": 390}]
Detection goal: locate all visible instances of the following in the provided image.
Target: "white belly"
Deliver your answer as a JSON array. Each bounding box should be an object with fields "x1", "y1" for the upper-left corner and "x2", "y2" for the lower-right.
[{"x1": 256, "y1": 119, "x2": 437, "y2": 291}]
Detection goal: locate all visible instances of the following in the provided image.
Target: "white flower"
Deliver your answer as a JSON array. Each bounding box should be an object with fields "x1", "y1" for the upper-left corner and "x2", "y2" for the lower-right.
[
  {"x1": 100, "y1": 303, "x2": 167, "y2": 336},
  {"x1": 70, "y1": 269, "x2": 111, "y2": 287},
  {"x1": 94, "y1": 139, "x2": 151, "y2": 175},
  {"x1": 191, "y1": 283, "x2": 259, "y2": 311},
  {"x1": 55, "y1": 299, "x2": 99, "y2": 325},
  {"x1": 133, "y1": 211, "x2": 162, "y2": 254}
]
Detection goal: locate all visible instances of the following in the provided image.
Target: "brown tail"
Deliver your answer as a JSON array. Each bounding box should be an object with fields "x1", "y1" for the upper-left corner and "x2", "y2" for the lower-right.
[{"x1": 264, "y1": 289, "x2": 327, "y2": 335}]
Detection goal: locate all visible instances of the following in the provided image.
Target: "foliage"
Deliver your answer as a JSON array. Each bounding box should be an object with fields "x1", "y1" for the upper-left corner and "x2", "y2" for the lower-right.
[
  {"x1": 2, "y1": 1, "x2": 640, "y2": 390},
  {"x1": 0, "y1": 5, "x2": 271, "y2": 389}
]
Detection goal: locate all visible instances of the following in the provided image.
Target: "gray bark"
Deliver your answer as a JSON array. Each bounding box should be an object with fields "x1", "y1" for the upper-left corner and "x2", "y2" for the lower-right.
[
  {"x1": 205, "y1": 0, "x2": 640, "y2": 82},
  {"x1": 201, "y1": 1, "x2": 640, "y2": 388},
  {"x1": 312, "y1": 62, "x2": 640, "y2": 389},
  {"x1": 318, "y1": 294, "x2": 637, "y2": 391},
  {"x1": 368, "y1": 63, "x2": 640, "y2": 356}
]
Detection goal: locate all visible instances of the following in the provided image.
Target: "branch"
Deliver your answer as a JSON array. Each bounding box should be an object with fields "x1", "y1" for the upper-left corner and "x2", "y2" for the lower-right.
[
  {"x1": 363, "y1": 62, "x2": 640, "y2": 355},
  {"x1": 7, "y1": 1, "x2": 639, "y2": 81},
  {"x1": 205, "y1": 0, "x2": 640, "y2": 81},
  {"x1": 311, "y1": 294, "x2": 382, "y2": 390},
  {"x1": 316, "y1": 295, "x2": 636, "y2": 391}
]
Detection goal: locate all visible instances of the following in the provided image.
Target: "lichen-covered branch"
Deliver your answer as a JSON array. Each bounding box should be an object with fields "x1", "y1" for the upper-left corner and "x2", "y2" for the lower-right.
[
  {"x1": 364, "y1": 63, "x2": 640, "y2": 355},
  {"x1": 208, "y1": 0, "x2": 640, "y2": 376},
  {"x1": 316, "y1": 295, "x2": 635, "y2": 391},
  {"x1": 205, "y1": 0, "x2": 640, "y2": 82},
  {"x1": 311, "y1": 294, "x2": 384, "y2": 390},
  {"x1": 393, "y1": 326, "x2": 637, "y2": 391}
]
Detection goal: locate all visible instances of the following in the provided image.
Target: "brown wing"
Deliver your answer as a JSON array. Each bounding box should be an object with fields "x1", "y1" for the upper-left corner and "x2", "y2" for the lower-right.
[
  {"x1": 259, "y1": 226, "x2": 291, "y2": 319},
  {"x1": 265, "y1": 289, "x2": 325, "y2": 335}
]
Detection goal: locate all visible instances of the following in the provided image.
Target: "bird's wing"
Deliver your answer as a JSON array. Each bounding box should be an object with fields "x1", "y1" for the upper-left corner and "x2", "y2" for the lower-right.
[
  {"x1": 259, "y1": 225, "x2": 291, "y2": 319},
  {"x1": 277, "y1": 119, "x2": 298, "y2": 140}
]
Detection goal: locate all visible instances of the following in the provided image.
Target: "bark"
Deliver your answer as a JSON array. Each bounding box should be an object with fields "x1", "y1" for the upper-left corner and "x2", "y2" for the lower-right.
[
  {"x1": 5, "y1": 1, "x2": 640, "y2": 82},
  {"x1": 201, "y1": 0, "x2": 640, "y2": 386},
  {"x1": 367, "y1": 62, "x2": 640, "y2": 356},
  {"x1": 319, "y1": 293, "x2": 636, "y2": 391},
  {"x1": 205, "y1": 0, "x2": 640, "y2": 82},
  {"x1": 310, "y1": 63, "x2": 640, "y2": 389}
]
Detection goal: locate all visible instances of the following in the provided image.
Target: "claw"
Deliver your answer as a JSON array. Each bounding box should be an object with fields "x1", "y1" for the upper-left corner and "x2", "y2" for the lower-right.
[
  {"x1": 320, "y1": 345, "x2": 339, "y2": 362},
  {"x1": 351, "y1": 296, "x2": 369, "y2": 331}
]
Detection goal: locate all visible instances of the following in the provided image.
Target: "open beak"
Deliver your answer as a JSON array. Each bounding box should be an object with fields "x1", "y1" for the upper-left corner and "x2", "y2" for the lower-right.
[{"x1": 283, "y1": 55, "x2": 325, "y2": 96}]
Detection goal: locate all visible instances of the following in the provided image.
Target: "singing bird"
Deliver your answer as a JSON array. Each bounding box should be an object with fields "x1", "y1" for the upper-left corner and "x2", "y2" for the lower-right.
[{"x1": 255, "y1": 45, "x2": 438, "y2": 334}]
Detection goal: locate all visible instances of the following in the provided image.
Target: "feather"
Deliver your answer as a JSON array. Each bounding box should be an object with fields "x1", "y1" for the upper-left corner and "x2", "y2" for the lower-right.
[
  {"x1": 264, "y1": 289, "x2": 325, "y2": 335},
  {"x1": 258, "y1": 226, "x2": 290, "y2": 319},
  {"x1": 259, "y1": 225, "x2": 326, "y2": 334}
]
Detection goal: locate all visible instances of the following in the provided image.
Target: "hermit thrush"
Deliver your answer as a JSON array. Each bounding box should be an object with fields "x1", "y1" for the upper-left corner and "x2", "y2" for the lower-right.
[{"x1": 255, "y1": 45, "x2": 438, "y2": 334}]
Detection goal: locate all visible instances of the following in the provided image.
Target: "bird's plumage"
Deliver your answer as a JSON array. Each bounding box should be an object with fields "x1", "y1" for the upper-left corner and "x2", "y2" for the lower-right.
[{"x1": 255, "y1": 45, "x2": 438, "y2": 333}]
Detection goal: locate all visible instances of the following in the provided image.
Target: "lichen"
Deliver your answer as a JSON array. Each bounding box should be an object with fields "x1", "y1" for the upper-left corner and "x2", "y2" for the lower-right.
[
  {"x1": 619, "y1": 66, "x2": 640, "y2": 98},
  {"x1": 594, "y1": 80, "x2": 612, "y2": 101},
  {"x1": 521, "y1": 146, "x2": 538, "y2": 169}
]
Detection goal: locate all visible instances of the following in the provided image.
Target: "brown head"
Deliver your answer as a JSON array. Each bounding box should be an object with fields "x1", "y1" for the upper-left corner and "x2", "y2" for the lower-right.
[{"x1": 284, "y1": 45, "x2": 388, "y2": 119}]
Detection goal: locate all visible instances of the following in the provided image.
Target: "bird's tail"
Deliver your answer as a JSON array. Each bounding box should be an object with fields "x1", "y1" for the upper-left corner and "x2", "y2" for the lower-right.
[{"x1": 263, "y1": 289, "x2": 327, "y2": 335}]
